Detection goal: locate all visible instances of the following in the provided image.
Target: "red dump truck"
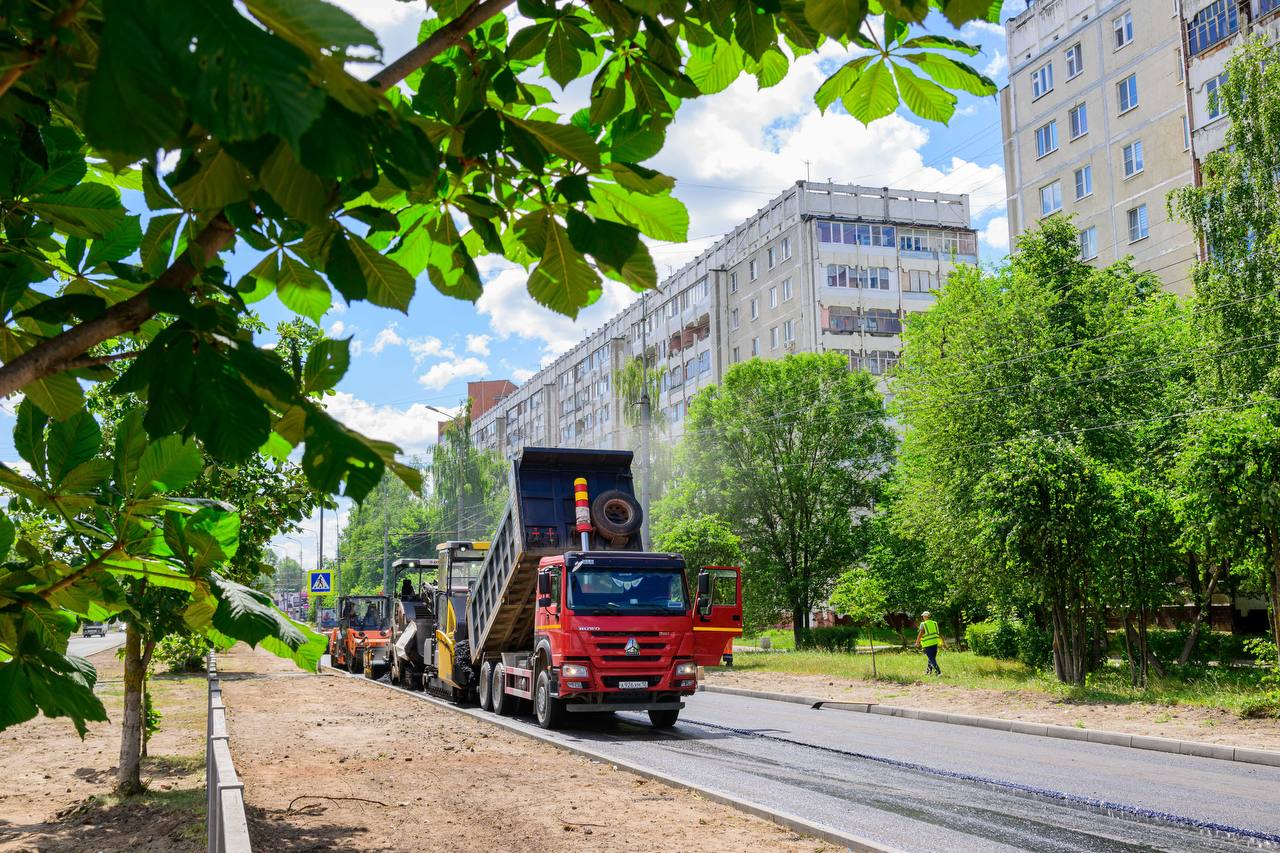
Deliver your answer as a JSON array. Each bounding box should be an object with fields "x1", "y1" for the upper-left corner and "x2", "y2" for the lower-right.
[{"x1": 387, "y1": 447, "x2": 742, "y2": 729}]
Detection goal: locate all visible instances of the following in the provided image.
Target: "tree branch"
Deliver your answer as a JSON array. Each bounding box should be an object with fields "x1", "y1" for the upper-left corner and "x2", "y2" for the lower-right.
[
  {"x1": 0, "y1": 0, "x2": 515, "y2": 398},
  {"x1": 367, "y1": 0, "x2": 517, "y2": 92},
  {"x1": 65, "y1": 350, "x2": 141, "y2": 370},
  {"x1": 0, "y1": 214, "x2": 235, "y2": 399},
  {"x1": 0, "y1": 0, "x2": 88, "y2": 99}
]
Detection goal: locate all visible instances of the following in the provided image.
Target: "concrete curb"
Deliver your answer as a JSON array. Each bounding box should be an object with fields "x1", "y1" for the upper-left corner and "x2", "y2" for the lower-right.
[
  {"x1": 701, "y1": 684, "x2": 1280, "y2": 768},
  {"x1": 320, "y1": 665, "x2": 895, "y2": 852}
]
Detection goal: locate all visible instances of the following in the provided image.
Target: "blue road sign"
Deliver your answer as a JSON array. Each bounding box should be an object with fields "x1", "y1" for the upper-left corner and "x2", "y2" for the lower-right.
[{"x1": 309, "y1": 571, "x2": 332, "y2": 594}]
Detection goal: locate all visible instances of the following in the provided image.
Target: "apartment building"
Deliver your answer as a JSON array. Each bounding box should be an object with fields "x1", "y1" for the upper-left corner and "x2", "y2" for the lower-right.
[
  {"x1": 1001, "y1": 0, "x2": 1198, "y2": 293},
  {"x1": 1183, "y1": 0, "x2": 1280, "y2": 163},
  {"x1": 469, "y1": 181, "x2": 976, "y2": 458}
]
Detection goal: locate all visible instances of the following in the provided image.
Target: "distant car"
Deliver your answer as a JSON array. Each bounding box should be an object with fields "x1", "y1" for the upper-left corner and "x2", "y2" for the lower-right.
[{"x1": 82, "y1": 622, "x2": 106, "y2": 638}]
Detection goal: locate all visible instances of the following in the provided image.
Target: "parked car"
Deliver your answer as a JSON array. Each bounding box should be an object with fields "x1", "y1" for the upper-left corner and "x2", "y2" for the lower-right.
[{"x1": 82, "y1": 622, "x2": 106, "y2": 638}]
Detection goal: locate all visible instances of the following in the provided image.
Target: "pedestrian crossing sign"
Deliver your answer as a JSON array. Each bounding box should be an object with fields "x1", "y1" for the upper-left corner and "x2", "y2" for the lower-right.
[{"x1": 309, "y1": 571, "x2": 332, "y2": 594}]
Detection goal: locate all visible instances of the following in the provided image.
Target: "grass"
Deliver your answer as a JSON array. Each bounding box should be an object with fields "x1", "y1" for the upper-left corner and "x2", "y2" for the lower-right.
[{"x1": 716, "y1": 648, "x2": 1271, "y2": 714}]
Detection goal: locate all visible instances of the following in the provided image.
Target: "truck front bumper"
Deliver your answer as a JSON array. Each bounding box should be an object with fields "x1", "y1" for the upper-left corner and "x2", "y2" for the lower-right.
[{"x1": 564, "y1": 699, "x2": 684, "y2": 713}]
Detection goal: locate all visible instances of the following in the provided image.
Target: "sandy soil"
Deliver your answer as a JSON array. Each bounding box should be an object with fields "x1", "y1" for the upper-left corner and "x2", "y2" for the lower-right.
[
  {"x1": 706, "y1": 668, "x2": 1280, "y2": 752},
  {"x1": 0, "y1": 644, "x2": 208, "y2": 853},
  {"x1": 217, "y1": 645, "x2": 835, "y2": 853}
]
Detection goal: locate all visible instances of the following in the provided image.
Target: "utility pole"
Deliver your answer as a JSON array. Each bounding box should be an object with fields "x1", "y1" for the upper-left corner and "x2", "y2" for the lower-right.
[
  {"x1": 334, "y1": 505, "x2": 342, "y2": 599},
  {"x1": 638, "y1": 290, "x2": 652, "y2": 549},
  {"x1": 457, "y1": 433, "x2": 466, "y2": 540},
  {"x1": 381, "y1": 479, "x2": 390, "y2": 598},
  {"x1": 318, "y1": 504, "x2": 324, "y2": 578}
]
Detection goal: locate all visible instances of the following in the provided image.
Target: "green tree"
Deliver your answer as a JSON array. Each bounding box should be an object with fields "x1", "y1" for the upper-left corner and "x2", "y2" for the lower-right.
[
  {"x1": 659, "y1": 352, "x2": 894, "y2": 645},
  {"x1": 829, "y1": 567, "x2": 888, "y2": 675},
  {"x1": 891, "y1": 217, "x2": 1190, "y2": 684},
  {"x1": 431, "y1": 406, "x2": 509, "y2": 543},
  {"x1": 273, "y1": 554, "x2": 307, "y2": 594}
]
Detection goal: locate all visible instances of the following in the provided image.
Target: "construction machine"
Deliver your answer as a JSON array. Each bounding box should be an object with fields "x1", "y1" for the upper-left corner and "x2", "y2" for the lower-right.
[{"x1": 328, "y1": 595, "x2": 391, "y2": 677}]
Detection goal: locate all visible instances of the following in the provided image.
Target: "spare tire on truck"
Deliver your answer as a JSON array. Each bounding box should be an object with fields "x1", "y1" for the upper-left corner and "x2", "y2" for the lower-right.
[{"x1": 591, "y1": 490, "x2": 642, "y2": 543}]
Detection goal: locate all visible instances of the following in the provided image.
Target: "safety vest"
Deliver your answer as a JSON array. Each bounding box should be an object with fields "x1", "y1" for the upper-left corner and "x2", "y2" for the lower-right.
[{"x1": 920, "y1": 619, "x2": 940, "y2": 648}]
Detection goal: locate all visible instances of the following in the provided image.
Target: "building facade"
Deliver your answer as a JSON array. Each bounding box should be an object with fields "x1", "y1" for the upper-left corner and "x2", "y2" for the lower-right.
[
  {"x1": 1001, "y1": 0, "x2": 1280, "y2": 294},
  {"x1": 1001, "y1": 0, "x2": 1199, "y2": 293},
  {"x1": 469, "y1": 181, "x2": 976, "y2": 458}
]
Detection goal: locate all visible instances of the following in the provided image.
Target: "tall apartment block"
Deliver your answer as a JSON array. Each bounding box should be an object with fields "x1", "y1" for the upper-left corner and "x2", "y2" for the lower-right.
[
  {"x1": 1001, "y1": 0, "x2": 1197, "y2": 293},
  {"x1": 468, "y1": 181, "x2": 976, "y2": 458},
  {"x1": 1001, "y1": 0, "x2": 1280, "y2": 295}
]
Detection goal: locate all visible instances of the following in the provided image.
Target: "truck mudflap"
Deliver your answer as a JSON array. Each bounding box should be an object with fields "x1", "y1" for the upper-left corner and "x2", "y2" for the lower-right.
[{"x1": 564, "y1": 700, "x2": 684, "y2": 714}]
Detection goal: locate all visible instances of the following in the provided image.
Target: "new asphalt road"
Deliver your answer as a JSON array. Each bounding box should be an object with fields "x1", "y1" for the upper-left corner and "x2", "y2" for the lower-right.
[
  {"x1": 494, "y1": 690, "x2": 1280, "y2": 852},
  {"x1": 68, "y1": 631, "x2": 125, "y2": 658}
]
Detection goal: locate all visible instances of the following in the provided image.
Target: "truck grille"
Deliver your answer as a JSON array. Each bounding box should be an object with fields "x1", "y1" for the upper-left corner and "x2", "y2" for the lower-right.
[{"x1": 601, "y1": 655, "x2": 661, "y2": 663}]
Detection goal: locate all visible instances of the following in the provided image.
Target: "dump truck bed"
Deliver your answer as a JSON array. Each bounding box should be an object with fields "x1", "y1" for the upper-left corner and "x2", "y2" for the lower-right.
[{"x1": 466, "y1": 447, "x2": 642, "y2": 663}]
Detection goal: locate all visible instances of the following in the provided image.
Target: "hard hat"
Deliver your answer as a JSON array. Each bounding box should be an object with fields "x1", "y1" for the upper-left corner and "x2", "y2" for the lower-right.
[{"x1": 921, "y1": 611, "x2": 932, "y2": 619}]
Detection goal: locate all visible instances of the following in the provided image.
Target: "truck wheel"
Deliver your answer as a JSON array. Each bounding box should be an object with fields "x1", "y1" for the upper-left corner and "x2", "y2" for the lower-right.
[
  {"x1": 534, "y1": 669, "x2": 566, "y2": 730},
  {"x1": 348, "y1": 653, "x2": 362, "y2": 675},
  {"x1": 478, "y1": 661, "x2": 494, "y2": 711},
  {"x1": 591, "y1": 490, "x2": 642, "y2": 539},
  {"x1": 491, "y1": 665, "x2": 512, "y2": 716},
  {"x1": 648, "y1": 708, "x2": 679, "y2": 729}
]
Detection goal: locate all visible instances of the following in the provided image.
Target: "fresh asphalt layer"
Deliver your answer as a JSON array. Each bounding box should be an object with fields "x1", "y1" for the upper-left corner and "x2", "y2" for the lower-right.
[
  {"x1": 68, "y1": 632, "x2": 125, "y2": 658},
  {"x1": 322, "y1": 657, "x2": 1280, "y2": 852},
  {"x1": 489, "y1": 690, "x2": 1280, "y2": 852}
]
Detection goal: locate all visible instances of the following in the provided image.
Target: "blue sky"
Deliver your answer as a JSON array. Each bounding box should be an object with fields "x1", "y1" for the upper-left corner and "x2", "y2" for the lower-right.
[{"x1": 1, "y1": 0, "x2": 1022, "y2": 570}]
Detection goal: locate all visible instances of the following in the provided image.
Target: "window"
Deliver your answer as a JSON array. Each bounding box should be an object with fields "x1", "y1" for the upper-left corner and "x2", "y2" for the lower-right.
[
  {"x1": 1069, "y1": 102, "x2": 1088, "y2": 139},
  {"x1": 826, "y1": 264, "x2": 891, "y2": 289},
  {"x1": 749, "y1": 259, "x2": 758, "y2": 280},
  {"x1": 751, "y1": 336, "x2": 760, "y2": 356},
  {"x1": 1187, "y1": 0, "x2": 1239, "y2": 57},
  {"x1": 1031, "y1": 62, "x2": 1054, "y2": 99},
  {"x1": 1074, "y1": 165, "x2": 1092, "y2": 199},
  {"x1": 749, "y1": 298, "x2": 759, "y2": 320},
  {"x1": 1127, "y1": 204, "x2": 1149, "y2": 242},
  {"x1": 816, "y1": 220, "x2": 895, "y2": 247},
  {"x1": 730, "y1": 308, "x2": 739, "y2": 330},
  {"x1": 783, "y1": 319, "x2": 794, "y2": 344},
  {"x1": 1122, "y1": 140, "x2": 1144, "y2": 177},
  {"x1": 1117, "y1": 74, "x2": 1138, "y2": 113},
  {"x1": 1079, "y1": 226, "x2": 1098, "y2": 260},
  {"x1": 1264, "y1": 0, "x2": 1279, "y2": 14},
  {"x1": 1035, "y1": 121, "x2": 1058, "y2": 157},
  {"x1": 732, "y1": 346, "x2": 740, "y2": 363},
  {"x1": 1113, "y1": 11, "x2": 1133, "y2": 49},
  {"x1": 1182, "y1": 114, "x2": 1191, "y2": 150},
  {"x1": 1206, "y1": 72, "x2": 1229, "y2": 120},
  {"x1": 1065, "y1": 43, "x2": 1083, "y2": 78},
  {"x1": 768, "y1": 286, "x2": 777, "y2": 308},
  {"x1": 780, "y1": 237, "x2": 792, "y2": 260},
  {"x1": 767, "y1": 246, "x2": 777, "y2": 269},
  {"x1": 905, "y1": 270, "x2": 939, "y2": 292},
  {"x1": 729, "y1": 272, "x2": 738, "y2": 293},
  {"x1": 1039, "y1": 180, "x2": 1063, "y2": 216},
  {"x1": 769, "y1": 326, "x2": 779, "y2": 349},
  {"x1": 782, "y1": 278, "x2": 793, "y2": 301}
]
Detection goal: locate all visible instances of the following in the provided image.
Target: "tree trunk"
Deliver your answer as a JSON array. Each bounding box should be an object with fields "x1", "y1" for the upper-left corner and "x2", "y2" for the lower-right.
[
  {"x1": 1269, "y1": 531, "x2": 1280, "y2": 660},
  {"x1": 1139, "y1": 606, "x2": 1165, "y2": 679},
  {"x1": 117, "y1": 625, "x2": 146, "y2": 795},
  {"x1": 867, "y1": 626, "x2": 877, "y2": 678},
  {"x1": 1177, "y1": 560, "x2": 1222, "y2": 666},
  {"x1": 1122, "y1": 610, "x2": 1141, "y2": 687},
  {"x1": 791, "y1": 606, "x2": 807, "y2": 650}
]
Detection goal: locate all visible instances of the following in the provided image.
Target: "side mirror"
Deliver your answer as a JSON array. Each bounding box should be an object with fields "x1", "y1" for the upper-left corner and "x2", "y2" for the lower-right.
[
  {"x1": 696, "y1": 594, "x2": 712, "y2": 616},
  {"x1": 537, "y1": 573, "x2": 551, "y2": 595},
  {"x1": 538, "y1": 596, "x2": 553, "y2": 608},
  {"x1": 696, "y1": 572, "x2": 710, "y2": 597}
]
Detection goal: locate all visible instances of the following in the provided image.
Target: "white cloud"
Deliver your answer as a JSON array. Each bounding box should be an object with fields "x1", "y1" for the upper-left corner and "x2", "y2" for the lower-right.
[
  {"x1": 962, "y1": 20, "x2": 1006, "y2": 39},
  {"x1": 418, "y1": 357, "x2": 489, "y2": 390},
  {"x1": 370, "y1": 324, "x2": 404, "y2": 354},
  {"x1": 466, "y1": 334, "x2": 492, "y2": 356},
  {"x1": 327, "y1": 320, "x2": 346, "y2": 337},
  {"x1": 980, "y1": 215, "x2": 1011, "y2": 253},
  {"x1": 476, "y1": 265, "x2": 639, "y2": 359},
  {"x1": 983, "y1": 50, "x2": 1008, "y2": 80},
  {"x1": 512, "y1": 367, "x2": 535, "y2": 382},
  {"x1": 323, "y1": 390, "x2": 453, "y2": 458},
  {"x1": 407, "y1": 337, "x2": 453, "y2": 362}
]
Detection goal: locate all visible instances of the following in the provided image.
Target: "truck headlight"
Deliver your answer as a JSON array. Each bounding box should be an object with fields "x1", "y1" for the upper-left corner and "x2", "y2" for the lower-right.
[
  {"x1": 561, "y1": 663, "x2": 590, "y2": 678},
  {"x1": 674, "y1": 662, "x2": 697, "y2": 677}
]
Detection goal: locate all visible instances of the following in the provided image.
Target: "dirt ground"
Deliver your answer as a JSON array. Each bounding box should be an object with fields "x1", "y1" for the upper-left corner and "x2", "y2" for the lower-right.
[
  {"x1": 706, "y1": 667, "x2": 1280, "y2": 752},
  {"x1": 0, "y1": 643, "x2": 208, "y2": 853},
  {"x1": 218, "y1": 645, "x2": 835, "y2": 853}
]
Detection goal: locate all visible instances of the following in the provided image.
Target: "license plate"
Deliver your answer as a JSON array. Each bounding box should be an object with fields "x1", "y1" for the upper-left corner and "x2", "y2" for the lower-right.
[{"x1": 617, "y1": 680, "x2": 649, "y2": 690}]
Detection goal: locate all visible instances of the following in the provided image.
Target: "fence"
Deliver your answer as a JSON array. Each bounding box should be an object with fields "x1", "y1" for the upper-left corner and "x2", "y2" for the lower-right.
[{"x1": 206, "y1": 654, "x2": 252, "y2": 853}]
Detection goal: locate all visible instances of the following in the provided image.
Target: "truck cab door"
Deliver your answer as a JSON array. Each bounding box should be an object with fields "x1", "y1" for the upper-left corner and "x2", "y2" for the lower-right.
[{"x1": 692, "y1": 566, "x2": 742, "y2": 666}]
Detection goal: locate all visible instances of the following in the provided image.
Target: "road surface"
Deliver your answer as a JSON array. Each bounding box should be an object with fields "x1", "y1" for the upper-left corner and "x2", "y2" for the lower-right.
[
  {"x1": 488, "y1": 690, "x2": 1280, "y2": 851},
  {"x1": 68, "y1": 632, "x2": 125, "y2": 658}
]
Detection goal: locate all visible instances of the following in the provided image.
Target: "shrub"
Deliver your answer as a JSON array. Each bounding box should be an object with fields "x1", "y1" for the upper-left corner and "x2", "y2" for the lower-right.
[
  {"x1": 796, "y1": 626, "x2": 861, "y2": 653},
  {"x1": 154, "y1": 632, "x2": 214, "y2": 673},
  {"x1": 1117, "y1": 627, "x2": 1260, "y2": 666},
  {"x1": 965, "y1": 620, "x2": 1019, "y2": 659},
  {"x1": 1016, "y1": 623, "x2": 1053, "y2": 669}
]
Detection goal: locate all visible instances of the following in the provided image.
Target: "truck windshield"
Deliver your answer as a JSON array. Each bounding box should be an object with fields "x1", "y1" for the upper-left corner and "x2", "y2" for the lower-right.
[
  {"x1": 345, "y1": 600, "x2": 385, "y2": 629},
  {"x1": 567, "y1": 567, "x2": 688, "y2": 615}
]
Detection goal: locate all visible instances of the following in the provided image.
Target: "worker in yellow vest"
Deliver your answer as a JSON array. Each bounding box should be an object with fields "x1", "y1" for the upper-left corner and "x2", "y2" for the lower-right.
[{"x1": 915, "y1": 611, "x2": 943, "y2": 676}]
